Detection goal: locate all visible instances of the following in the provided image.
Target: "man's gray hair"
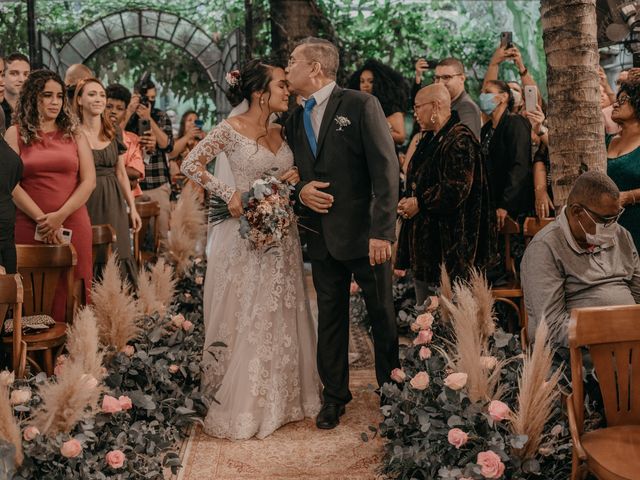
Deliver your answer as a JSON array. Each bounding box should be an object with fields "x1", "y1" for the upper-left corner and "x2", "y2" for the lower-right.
[
  {"x1": 297, "y1": 37, "x2": 339, "y2": 80},
  {"x1": 567, "y1": 171, "x2": 620, "y2": 206}
]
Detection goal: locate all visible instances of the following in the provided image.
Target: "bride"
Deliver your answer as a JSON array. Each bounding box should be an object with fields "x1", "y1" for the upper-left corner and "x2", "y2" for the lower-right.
[{"x1": 181, "y1": 59, "x2": 321, "y2": 440}]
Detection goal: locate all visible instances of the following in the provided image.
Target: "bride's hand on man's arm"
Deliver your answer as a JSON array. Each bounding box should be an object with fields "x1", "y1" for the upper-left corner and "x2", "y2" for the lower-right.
[
  {"x1": 280, "y1": 167, "x2": 300, "y2": 185},
  {"x1": 227, "y1": 191, "x2": 244, "y2": 217}
]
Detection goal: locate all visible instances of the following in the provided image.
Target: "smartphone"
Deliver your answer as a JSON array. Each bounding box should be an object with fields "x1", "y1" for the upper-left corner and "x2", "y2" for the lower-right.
[
  {"x1": 424, "y1": 58, "x2": 438, "y2": 69},
  {"x1": 34, "y1": 227, "x2": 72, "y2": 244},
  {"x1": 194, "y1": 119, "x2": 204, "y2": 129},
  {"x1": 138, "y1": 118, "x2": 151, "y2": 135},
  {"x1": 524, "y1": 85, "x2": 538, "y2": 112},
  {"x1": 500, "y1": 31, "x2": 513, "y2": 49}
]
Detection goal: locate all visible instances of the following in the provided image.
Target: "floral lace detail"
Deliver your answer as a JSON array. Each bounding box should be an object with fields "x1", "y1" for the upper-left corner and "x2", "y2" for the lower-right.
[{"x1": 198, "y1": 122, "x2": 321, "y2": 440}]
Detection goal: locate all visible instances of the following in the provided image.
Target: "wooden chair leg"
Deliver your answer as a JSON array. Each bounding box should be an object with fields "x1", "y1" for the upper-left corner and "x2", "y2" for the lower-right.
[{"x1": 43, "y1": 349, "x2": 54, "y2": 376}]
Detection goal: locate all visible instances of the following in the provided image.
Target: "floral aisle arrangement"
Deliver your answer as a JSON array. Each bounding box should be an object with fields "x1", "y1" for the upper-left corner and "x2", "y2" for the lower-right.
[
  {"x1": 209, "y1": 171, "x2": 296, "y2": 251},
  {"x1": 0, "y1": 255, "x2": 208, "y2": 479},
  {"x1": 377, "y1": 270, "x2": 573, "y2": 480}
]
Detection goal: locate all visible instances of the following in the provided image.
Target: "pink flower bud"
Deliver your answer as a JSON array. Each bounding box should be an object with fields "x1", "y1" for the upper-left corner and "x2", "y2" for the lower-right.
[
  {"x1": 23, "y1": 425, "x2": 40, "y2": 441},
  {"x1": 411, "y1": 313, "x2": 434, "y2": 332},
  {"x1": 102, "y1": 395, "x2": 123, "y2": 413},
  {"x1": 122, "y1": 345, "x2": 135, "y2": 357},
  {"x1": 443, "y1": 372, "x2": 468, "y2": 391},
  {"x1": 409, "y1": 371, "x2": 430, "y2": 390},
  {"x1": 171, "y1": 314, "x2": 185, "y2": 328},
  {"x1": 60, "y1": 438, "x2": 82, "y2": 458},
  {"x1": 412, "y1": 328, "x2": 433, "y2": 346},
  {"x1": 419, "y1": 346, "x2": 432, "y2": 360},
  {"x1": 426, "y1": 296, "x2": 440, "y2": 312},
  {"x1": 169, "y1": 364, "x2": 180, "y2": 374},
  {"x1": 390, "y1": 368, "x2": 406, "y2": 383},
  {"x1": 118, "y1": 395, "x2": 133, "y2": 410},
  {"x1": 447, "y1": 428, "x2": 469, "y2": 449},
  {"x1": 182, "y1": 320, "x2": 193, "y2": 331},
  {"x1": 488, "y1": 400, "x2": 511, "y2": 421}
]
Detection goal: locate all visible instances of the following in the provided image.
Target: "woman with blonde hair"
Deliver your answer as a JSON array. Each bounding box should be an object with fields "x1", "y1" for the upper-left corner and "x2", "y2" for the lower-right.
[{"x1": 74, "y1": 77, "x2": 141, "y2": 282}]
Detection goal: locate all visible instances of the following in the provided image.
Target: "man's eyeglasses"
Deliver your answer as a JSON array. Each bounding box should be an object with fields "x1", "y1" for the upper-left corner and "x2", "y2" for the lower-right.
[
  {"x1": 434, "y1": 73, "x2": 462, "y2": 82},
  {"x1": 287, "y1": 57, "x2": 316, "y2": 68},
  {"x1": 579, "y1": 204, "x2": 625, "y2": 227}
]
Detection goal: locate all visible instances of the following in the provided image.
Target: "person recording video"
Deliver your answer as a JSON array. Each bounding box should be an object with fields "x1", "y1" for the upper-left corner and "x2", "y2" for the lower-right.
[{"x1": 124, "y1": 73, "x2": 174, "y2": 244}]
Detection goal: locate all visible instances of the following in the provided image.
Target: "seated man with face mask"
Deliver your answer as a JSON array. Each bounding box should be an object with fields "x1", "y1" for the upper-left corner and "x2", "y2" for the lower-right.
[{"x1": 521, "y1": 171, "x2": 640, "y2": 347}]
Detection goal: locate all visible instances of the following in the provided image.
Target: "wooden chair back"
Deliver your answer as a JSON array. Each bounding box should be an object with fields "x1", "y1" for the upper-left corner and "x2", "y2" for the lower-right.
[
  {"x1": 0, "y1": 274, "x2": 26, "y2": 378},
  {"x1": 498, "y1": 216, "x2": 520, "y2": 276},
  {"x1": 569, "y1": 305, "x2": 640, "y2": 432},
  {"x1": 134, "y1": 200, "x2": 160, "y2": 264},
  {"x1": 16, "y1": 244, "x2": 77, "y2": 323},
  {"x1": 92, "y1": 224, "x2": 117, "y2": 265},
  {"x1": 523, "y1": 217, "x2": 555, "y2": 246}
]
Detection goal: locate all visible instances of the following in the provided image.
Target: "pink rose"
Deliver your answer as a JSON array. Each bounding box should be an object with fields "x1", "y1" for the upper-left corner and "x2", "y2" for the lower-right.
[
  {"x1": 60, "y1": 438, "x2": 82, "y2": 458},
  {"x1": 118, "y1": 395, "x2": 133, "y2": 410},
  {"x1": 195, "y1": 276, "x2": 204, "y2": 285},
  {"x1": 409, "y1": 371, "x2": 430, "y2": 390},
  {"x1": 102, "y1": 395, "x2": 123, "y2": 413},
  {"x1": 480, "y1": 356, "x2": 497, "y2": 369},
  {"x1": 182, "y1": 320, "x2": 193, "y2": 331},
  {"x1": 426, "y1": 296, "x2": 440, "y2": 312},
  {"x1": 447, "y1": 428, "x2": 469, "y2": 449},
  {"x1": 413, "y1": 328, "x2": 433, "y2": 345},
  {"x1": 411, "y1": 313, "x2": 434, "y2": 332},
  {"x1": 105, "y1": 449, "x2": 126, "y2": 469},
  {"x1": 443, "y1": 372, "x2": 468, "y2": 391},
  {"x1": 390, "y1": 368, "x2": 406, "y2": 383},
  {"x1": 10, "y1": 389, "x2": 31, "y2": 405},
  {"x1": 419, "y1": 346, "x2": 432, "y2": 360},
  {"x1": 184, "y1": 293, "x2": 192, "y2": 299},
  {"x1": 122, "y1": 345, "x2": 135, "y2": 357},
  {"x1": 171, "y1": 314, "x2": 185, "y2": 328},
  {"x1": 488, "y1": 400, "x2": 511, "y2": 421},
  {"x1": 169, "y1": 364, "x2": 179, "y2": 374},
  {"x1": 477, "y1": 450, "x2": 505, "y2": 478},
  {"x1": 23, "y1": 425, "x2": 40, "y2": 441}
]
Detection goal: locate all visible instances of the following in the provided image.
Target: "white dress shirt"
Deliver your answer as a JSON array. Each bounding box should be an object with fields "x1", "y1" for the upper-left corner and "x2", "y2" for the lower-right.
[{"x1": 304, "y1": 81, "x2": 337, "y2": 138}]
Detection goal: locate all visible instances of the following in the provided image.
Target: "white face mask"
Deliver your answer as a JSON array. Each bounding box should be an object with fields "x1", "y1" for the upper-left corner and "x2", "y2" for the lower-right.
[{"x1": 577, "y1": 207, "x2": 619, "y2": 247}]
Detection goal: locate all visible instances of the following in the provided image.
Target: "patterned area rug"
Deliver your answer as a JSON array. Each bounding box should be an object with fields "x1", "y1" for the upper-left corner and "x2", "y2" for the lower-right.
[{"x1": 176, "y1": 271, "x2": 383, "y2": 480}]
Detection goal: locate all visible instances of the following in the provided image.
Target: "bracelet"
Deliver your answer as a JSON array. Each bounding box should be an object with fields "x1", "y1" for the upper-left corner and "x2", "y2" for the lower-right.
[{"x1": 519, "y1": 67, "x2": 528, "y2": 76}]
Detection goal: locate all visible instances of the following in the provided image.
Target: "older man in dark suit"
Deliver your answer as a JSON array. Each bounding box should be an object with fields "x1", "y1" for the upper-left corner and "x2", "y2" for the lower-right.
[{"x1": 285, "y1": 37, "x2": 400, "y2": 430}]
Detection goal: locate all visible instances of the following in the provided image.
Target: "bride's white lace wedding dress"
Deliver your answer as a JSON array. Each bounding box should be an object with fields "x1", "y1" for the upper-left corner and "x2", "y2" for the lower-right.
[{"x1": 181, "y1": 120, "x2": 322, "y2": 440}]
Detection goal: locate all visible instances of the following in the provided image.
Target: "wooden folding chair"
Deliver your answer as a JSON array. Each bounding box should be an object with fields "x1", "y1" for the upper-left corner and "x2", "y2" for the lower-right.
[
  {"x1": 1, "y1": 244, "x2": 77, "y2": 375},
  {"x1": 92, "y1": 223, "x2": 117, "y2": 266},
  {"x1": 523, "y1": 216, "x2": 555, "y2": 247},
  {"x1": 491, "y1": 216, "x2": 528, "y2": 346},
  {"x1": 0, "y1": 274, "x2": 27, "y2": 378},
  {"x1": 134, "y1": 199, "x2": 160, "y2": 265},
  {"x1": 567, "y1": 305, "x2": 640, "y2": 480}
]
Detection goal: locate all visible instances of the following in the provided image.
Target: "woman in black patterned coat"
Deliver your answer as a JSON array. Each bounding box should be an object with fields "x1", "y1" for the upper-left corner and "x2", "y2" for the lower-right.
[{"x1": 396, "y1": 84, "x2": 495, "y2": 306}]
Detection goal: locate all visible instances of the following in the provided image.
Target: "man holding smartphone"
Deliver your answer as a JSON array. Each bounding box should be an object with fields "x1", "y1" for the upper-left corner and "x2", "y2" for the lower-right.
[{"x1": 124, "y1": 75, "x2": 174, "y2": 244}]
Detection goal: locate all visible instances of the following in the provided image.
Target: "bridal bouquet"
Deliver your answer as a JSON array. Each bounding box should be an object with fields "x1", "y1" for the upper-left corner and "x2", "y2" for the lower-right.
[{"x1": 208, "y1": 172, "x2": 295, "y2": 251}]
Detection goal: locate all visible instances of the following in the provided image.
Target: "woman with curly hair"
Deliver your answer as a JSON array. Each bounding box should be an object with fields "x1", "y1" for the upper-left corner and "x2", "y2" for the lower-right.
[
  {"x1": 4, "y1": 69, "x2": 95, "y2": 321},
  {"x1": 348, "y1": 59, "x2": 408, "y2": 145},
  {"x1": 606, "y1": 71, "x2": 640, "y2": 249}
]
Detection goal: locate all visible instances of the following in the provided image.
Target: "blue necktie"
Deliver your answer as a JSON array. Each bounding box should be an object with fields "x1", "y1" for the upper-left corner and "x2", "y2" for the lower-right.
[{"x1": 303, "y1": 97, "x2": 317, "y2": 157}]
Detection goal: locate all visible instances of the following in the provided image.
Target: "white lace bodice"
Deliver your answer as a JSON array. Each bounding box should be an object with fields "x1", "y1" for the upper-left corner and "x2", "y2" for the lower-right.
[{"x1": 181, "y1": 120, "x2": 293, "y2": 201}]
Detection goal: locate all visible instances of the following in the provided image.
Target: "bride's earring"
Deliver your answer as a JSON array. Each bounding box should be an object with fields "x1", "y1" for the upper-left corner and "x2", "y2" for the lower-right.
[{"x1": 260, "y1": 97, "x2": 265, "y2": 105}]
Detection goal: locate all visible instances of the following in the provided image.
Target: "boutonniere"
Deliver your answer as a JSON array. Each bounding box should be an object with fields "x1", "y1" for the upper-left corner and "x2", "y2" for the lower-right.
[{"x1": 334, "y1": 115, "x2": 351, "y2": 131}]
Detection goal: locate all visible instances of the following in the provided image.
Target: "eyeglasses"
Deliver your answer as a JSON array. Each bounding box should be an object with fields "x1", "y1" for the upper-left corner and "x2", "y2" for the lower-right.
[
  {"x1": 434, "y1": 73, "x2": 462, "y2": 82},
  {"x1": 579, "y1": 204, "x2": 625, "y2": 227},
  {"x1": 615, "y1": 95, "x2": 630, "y2": 106},
  {"x1": 287, "y1": 57, "x2": 316, "y2": 68},
  {"x1": 413, "y1": 101, "x2": 434, "y2": 110}
]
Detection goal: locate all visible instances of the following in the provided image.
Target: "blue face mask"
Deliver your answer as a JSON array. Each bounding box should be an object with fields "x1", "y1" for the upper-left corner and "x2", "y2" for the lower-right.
[{"x1": 479, "y1": 92, "x2": 499, "y2": 115}]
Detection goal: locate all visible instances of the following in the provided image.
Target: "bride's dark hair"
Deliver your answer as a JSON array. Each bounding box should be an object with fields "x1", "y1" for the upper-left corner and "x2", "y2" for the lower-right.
[{"x1": 227, "y1": 59, "x2": 277, "y2": 107}]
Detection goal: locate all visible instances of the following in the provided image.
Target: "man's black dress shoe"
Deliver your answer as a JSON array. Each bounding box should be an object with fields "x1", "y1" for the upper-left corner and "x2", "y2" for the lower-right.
[{"x1": 315, "y1": 403, "x2": 346, "y2": 429}]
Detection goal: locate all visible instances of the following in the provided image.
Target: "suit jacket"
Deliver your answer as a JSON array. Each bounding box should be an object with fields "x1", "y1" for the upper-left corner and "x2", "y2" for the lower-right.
[{"x1": 285, "y1": 86, "x2": 399, "y2": 261}]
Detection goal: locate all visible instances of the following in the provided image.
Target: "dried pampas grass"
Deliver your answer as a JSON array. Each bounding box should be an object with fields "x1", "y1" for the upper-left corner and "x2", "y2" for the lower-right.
[
  {"x1": 469, "y1": 269, "x2": 496, "y2": 345},
  {"x1": 510, "y1": 320, "x2": 562, "y2": 459},
  {"x1": 439, "y1": 264, "x2": 453, "y2": 321},
  {"x1": 31, "y1": 360, "x2": 101, "y2": 436},
  {"x1": 441, "y1": 281, "x2": 503, "y2": 403},
  {"x1": 66, "y1": 307, "x2": 104, "y2": 380},
  {"x1": 92, "y1": 254, "x2": 141, "y2": 351},
  {"x1": 137, "y1": 259, "x2": 176, "y2": 316},
  {"x1": 164, "y1": 183, "x2": 206, "y2": 275},
  {"x1": 0, "y1": 383, "x2": 23, "y2": 466}
]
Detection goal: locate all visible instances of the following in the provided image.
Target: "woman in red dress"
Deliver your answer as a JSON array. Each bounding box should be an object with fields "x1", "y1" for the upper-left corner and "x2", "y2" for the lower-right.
[{"x1": 4, "y1": 69, "x2": 95, "y2": 322}]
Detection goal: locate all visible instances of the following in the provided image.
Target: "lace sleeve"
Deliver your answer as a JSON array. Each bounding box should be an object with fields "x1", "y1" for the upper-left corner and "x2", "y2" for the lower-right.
[{"x1": 181, "y1": 124, "x2": 235, "y2": 202}]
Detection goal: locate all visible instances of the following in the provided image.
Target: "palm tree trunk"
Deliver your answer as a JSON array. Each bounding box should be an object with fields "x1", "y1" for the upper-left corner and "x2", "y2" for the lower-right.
[{"x1": 540, "y1": 0, "x2": 605, "y2": 207}]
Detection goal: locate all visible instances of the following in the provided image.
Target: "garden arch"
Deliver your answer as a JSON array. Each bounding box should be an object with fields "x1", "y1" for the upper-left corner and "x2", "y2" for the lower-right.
[{"x1": 40, "y1": 9, "x2": 242, "y2": 120}]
